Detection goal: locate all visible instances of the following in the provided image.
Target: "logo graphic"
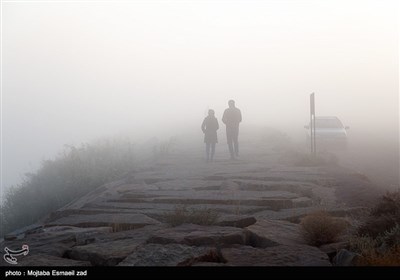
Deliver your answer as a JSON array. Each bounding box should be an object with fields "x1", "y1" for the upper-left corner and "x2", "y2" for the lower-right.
[{"x1": 3, "y1": 245, "x2": 29, "y2": 265}]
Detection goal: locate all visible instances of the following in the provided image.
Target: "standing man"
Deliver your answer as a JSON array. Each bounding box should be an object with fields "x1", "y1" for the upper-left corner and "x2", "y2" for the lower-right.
[{"x1": 222, "y1": 100, "x2": 242, "y2": 159}]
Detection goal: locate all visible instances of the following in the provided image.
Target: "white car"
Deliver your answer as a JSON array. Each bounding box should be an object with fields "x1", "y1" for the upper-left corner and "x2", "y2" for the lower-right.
[{"x1": 304, "y1": 116, "x2": 349, "y2": 150}]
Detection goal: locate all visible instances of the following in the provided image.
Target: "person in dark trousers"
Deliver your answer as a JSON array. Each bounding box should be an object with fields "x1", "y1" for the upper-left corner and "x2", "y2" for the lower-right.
[
  {"x1": 201, "y1": 109, "x2": 219, "y2": 162},
  {"x1": 222, "y1": 100, "x2": 242, "y2": 159}
]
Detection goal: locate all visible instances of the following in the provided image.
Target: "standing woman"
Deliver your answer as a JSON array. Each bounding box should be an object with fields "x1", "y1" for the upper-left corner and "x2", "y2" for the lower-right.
[{"x1": 201, "y1": 109, "x2": 219, "y2": 162}]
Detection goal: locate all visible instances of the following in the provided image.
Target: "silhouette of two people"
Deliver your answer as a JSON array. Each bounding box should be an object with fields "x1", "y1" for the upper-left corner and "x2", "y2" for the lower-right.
[{"x1": 201, "y1": 100, "x2": 242, "y2": 162}]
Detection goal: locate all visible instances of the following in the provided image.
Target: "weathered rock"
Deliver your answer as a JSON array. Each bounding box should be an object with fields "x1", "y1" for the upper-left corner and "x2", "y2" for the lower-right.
[
  {"x1": 118, "y1": 244, "x2": 219, "y2": 266},
  {"x1": 84, "y1": 202, "x2": 267, "y2": 216},
  {"x1": 333, "y1": 249, "x2": 360, "y2": 266},
  {"x1": 245, "y1": 219, "x2": 305, "y2": 247},
  {"x1": 233, "y1": 179, "x2": 317, "y2": 197},
  {"x1": 216, "y1": 215, "x2": 256, "y2": 228},
  {"x1": 292, "y1": 197, "x2": 313, "y2": 208},
  {"x1": 67, "y1": 238, "x2": 145, "y2": 266},
  {"x1": 219, "y1": 171, "x2": 326, "y2": 185},
  {"x1": 255, "y1": 206, "x2": 368, "y2": 224},
  {"x1": 153, "y1": 179, "x2": 211, "y2": 191},
  {"x1": 319, "y1": 241, "x2": 349, "y2": 257},
  {"x1": 254, "y1": 207, "x2": 318, "y2": 222},
  {"x1": 75, "y1": 232, "x2": 107, "y2": 246},
  {"x1": 221, "y1": 245, "x2": 331, "y2": 266},
  {"x1": 46, "y1": 209, "x2": 110, "y2": 222},
  {"x1": 220, "y1": 180, "x2": 240, "y2": 190},
  {"x1": 148, "y1": 224, "x2": 247, "y2": 246},
  {"x1": 16, "y1": 254, "x2": 91, "y2": 266},
  {"x1": 66, "y1": 224, "x2": 166, "y2": 265},
  {"x1": 191, "y1": 262, "x2": 227, "y2": 266},
  {"x1": 47, "y1": 213, "x2": 160, "y2": 230},
  {"x1": 1, "y1": 239, "x2": 72, "y2": 260},
  {"x1": 103, "y1": 224, "x2": 168, "y2": 242},
  {"x1": 4, "y1": 235, "x2": 17, "y2": 241},
  {"x1": 4, "y1": 223, "x2": 43, "y2": 239},
  {"x1": 3, "y1": 135, "x2": 376, "y2": 267},
  {"x1": 133, "y1": 189, "x2": 299, "y2": 209},
  {"x1": 43, "y1": 226, "x2": 113, "y2": 246},
  {"x1": 1, "y1": 226, "x2": 112, "y2": 258},
  {"x1": 60, "y1": 180, "x2": 127, "y2": 210}
]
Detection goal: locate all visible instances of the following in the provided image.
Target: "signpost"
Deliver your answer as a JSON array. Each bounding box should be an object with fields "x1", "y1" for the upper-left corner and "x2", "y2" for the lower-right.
[{"x1": 310, "y1": 93, "x2": 316, "y2": 156}]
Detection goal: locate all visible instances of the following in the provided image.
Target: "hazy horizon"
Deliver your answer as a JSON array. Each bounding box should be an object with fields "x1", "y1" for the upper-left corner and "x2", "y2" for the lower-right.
[{"x1": 1, "y1": 0, "x2": 399, "y2": 192}]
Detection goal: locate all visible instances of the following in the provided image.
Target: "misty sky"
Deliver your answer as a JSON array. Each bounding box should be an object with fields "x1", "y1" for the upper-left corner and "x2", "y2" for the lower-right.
[{"x1": 1, "y1": 0, "x2": 399, "y2": 189}]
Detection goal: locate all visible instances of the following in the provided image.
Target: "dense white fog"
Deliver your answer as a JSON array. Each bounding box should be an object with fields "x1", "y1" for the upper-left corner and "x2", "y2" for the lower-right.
[{"x1": 1, "y1": 0, "x2": 398, "y2": 192}]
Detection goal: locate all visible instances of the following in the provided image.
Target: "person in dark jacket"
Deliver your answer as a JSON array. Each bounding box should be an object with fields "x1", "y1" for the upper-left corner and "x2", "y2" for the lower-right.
[
  {"x1": 201, "y1": 109, "x2": 219, "y2": 162},
  {"x1": 222, "y1": 100, "x2": 242, "y2": 159}
]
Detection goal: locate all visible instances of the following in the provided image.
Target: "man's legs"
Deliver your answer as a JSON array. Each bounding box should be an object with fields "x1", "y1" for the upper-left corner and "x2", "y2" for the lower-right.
[
  {"x1": 233, "y1": 128, "x2": 239, "y2": 157},
  {"x1": 226, "y1": 129, "x2": 235, "y2": 159}
]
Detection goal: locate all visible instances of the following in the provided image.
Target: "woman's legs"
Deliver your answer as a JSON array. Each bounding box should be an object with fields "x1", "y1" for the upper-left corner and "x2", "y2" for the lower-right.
[
  {"x1": 210, "y1": 143, "x2": 216, "y2": 161},
  {"x1": 206, "y1": 143, "x2": 211, "y2": 162}
]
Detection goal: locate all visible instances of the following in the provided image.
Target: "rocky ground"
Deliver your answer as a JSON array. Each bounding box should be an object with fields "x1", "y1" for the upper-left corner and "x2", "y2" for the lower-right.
[{"x1": 0, "y1": 139, "x2": 382, "y2": 266}]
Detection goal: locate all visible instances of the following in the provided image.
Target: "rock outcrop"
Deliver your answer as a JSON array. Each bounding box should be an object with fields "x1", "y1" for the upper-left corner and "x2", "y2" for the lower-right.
[{"x1": 1, "y1": 148, "x2": 377, "y2": 266}]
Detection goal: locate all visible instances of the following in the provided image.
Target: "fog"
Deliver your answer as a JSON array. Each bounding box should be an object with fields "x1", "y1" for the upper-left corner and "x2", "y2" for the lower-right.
[{"x1": 1, "y1": 0, "x2": 399, "y2": 193}]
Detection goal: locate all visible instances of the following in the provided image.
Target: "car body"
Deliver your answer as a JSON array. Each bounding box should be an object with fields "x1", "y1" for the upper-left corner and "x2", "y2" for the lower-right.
[{"x1": 304, "y1": 116, "x2": 349, "y2": 150}]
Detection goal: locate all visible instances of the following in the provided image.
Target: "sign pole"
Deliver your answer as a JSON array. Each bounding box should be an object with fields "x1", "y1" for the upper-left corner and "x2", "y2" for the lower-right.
[
  {"x1": 310, "y1": 94, "x2": 313, "y2": 154},
  {"x1": 310, "y1": 93, "x2": 316, "y2": 156},
  {"x1": 313, "y1": 94, "x2": 317, "y2": 156}
]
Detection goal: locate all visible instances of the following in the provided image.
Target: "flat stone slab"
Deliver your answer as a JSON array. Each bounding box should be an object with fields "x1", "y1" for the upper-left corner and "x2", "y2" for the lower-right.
[
  {"x1": 151, "y1": 197, "x2": 295, "y2": 209},
  {"x1": 152, "y1": 179, "x2": 213, "y2": 191},
  {"x1": 44, "y1": 226, "x2": 113, "y2": 246},
  {"x1": 66, "y1": 224, "x2": 166, "y2": 265},
  {"x1": 147, "y1": 189, "x2": 298, "y2": 200},
  {"x1": 191, "y1": 262, "x2": 227, "y2": 266},
  {"x1": 233, "y1": 179, "x2": 317, "y2": 192},
  {"x1": 254, "y1": 207, "x2": 319, "y2": 221},
  {"x1": 292, "y1": 197, "x2": 313, "y2": 207},
  {"x1": 319, "y1": 241, "x2": 349, "y2": 256},
  {"x1": 148, "y1": 224, "x2": 247, "y2": 246},
  {"x1": 245, "y1": 219, "x2": 305, "y2": 247},
  {"x1": 85, "y1": 202, "x2": 268, "y2": 215},
  {"x1": 215, "y1": 172, "x2": 327, "y2": 185},
  {"x1": 115, "y1": 190, "x2": 299, "y2": 209},
  {"x1": 118, "y1": 244, "x2": 219, "y2": 266},
  {"x1": 47, "y1": 213, "x2": 160, "y2": 230},
  {"x1": 221, "y1": 245, "x2": 331, "y2": 266},
  {"x1": 102, "y1": 224, "x2": 168, "y2": 242},
  {"x1": 67, "y1": 238, "x2": 145, "y2": 266},
  {"x1": 1, "y1": 226, "x2": 113, "y2": 258},
  {"x1": 4, "y1": 223, "x2": 43, "y2": 241},
  {"x1": 216, "y1": 215, "x2": 256, "y2": 228},
  {"x1": 268, "y1": 166, "x2": 328, "y2": 174},
  {"x1": 254, "y1": 206, "x2": 367, "y2": 223}
]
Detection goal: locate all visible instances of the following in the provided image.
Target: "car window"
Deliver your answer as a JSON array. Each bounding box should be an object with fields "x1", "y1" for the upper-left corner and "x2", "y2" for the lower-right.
[{"x1": 315, "y1": 119, "x2": 343, "y2": 129}]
